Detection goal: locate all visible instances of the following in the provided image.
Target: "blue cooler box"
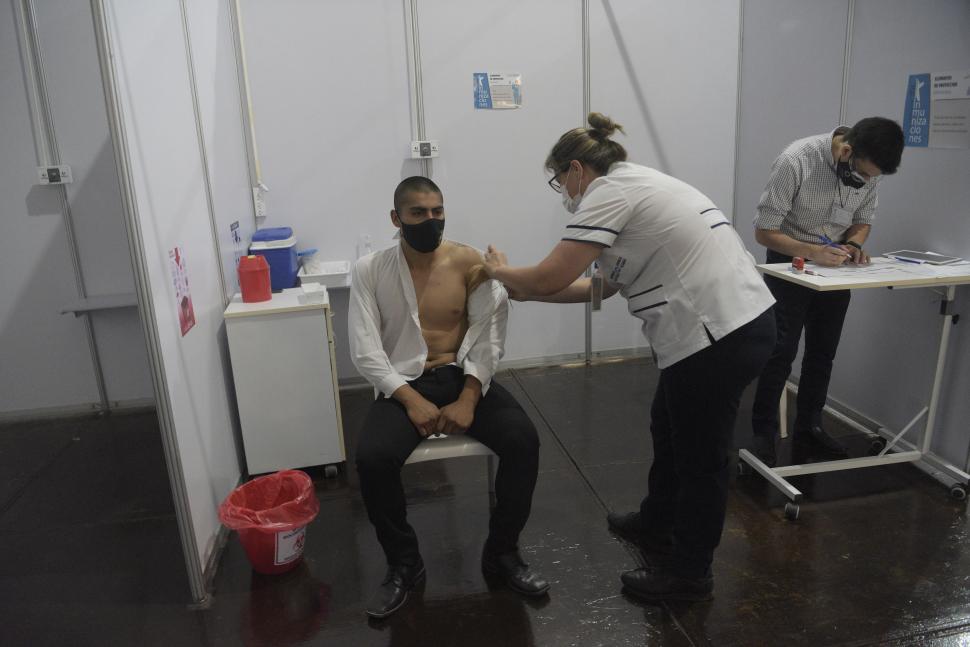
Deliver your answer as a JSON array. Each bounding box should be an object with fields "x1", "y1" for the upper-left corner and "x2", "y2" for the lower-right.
[{"x1": 249, "y1": 227, "x2": 298, "y2": 291}]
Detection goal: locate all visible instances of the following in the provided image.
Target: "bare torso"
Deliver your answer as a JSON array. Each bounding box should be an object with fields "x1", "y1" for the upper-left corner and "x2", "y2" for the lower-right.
[{"x1": 406, "y1": 242, "x2": 487, "y2": 370}]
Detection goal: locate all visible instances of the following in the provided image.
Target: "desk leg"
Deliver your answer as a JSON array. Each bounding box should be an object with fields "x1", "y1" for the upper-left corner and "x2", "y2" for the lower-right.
[{"x1": 922, "y1": 285, "x2": 956, "y2": 455}]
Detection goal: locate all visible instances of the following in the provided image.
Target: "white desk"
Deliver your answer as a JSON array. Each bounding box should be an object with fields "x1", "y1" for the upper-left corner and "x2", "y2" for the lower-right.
[{"x1": 740, "y1": 258, "x2": 970, "y2": 519}]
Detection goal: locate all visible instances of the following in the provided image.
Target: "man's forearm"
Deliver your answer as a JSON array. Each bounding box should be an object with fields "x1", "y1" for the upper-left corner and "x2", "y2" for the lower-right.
[
  {"x1": 755, "y1": 229, "x2": 822, "y2": 260},
  {"x1": 391, "y1": 383, "x2": 425, "y2": 407},
  {"x1": 843, "y1": 224, "x2": 871, "y2": 247},
  {"x1": 457, "y1": 375, "x2": 482, "y2": 406}
]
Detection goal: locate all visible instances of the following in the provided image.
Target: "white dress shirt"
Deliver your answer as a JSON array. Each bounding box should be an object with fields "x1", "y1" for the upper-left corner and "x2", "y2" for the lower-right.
[
  {"x1": 349, "y1": 243, "x2": 509, "y2": 397},
  {"x1": 563, "y1": 162, "x2": 775, "y2": 369}
]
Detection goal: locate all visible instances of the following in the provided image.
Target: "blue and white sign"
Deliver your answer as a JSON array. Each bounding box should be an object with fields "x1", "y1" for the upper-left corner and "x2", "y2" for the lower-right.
[
  {"x1": 473, "y1": 72, "x2": 522, "y2": 110},
  {"x1": 903, "y1": 73, "x2": 930, "y2": 148},
  {"x1": 903, "y1": 69, "x2": 970, "y2": 149},
  {"x1": 473, "y1": 73, "x2": 492, "y2": 109}
]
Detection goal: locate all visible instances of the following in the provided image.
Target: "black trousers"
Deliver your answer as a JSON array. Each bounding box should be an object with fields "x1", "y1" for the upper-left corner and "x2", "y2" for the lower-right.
[
  {"x1": 641, "y1": 308, "x2": 775, "y2": 578},
  {"x1": 751, "y1": 249, "x2": 851, "y2": 438},
  {"x1": 355, "y1": 366, "x2": 540, "y2": 567}
]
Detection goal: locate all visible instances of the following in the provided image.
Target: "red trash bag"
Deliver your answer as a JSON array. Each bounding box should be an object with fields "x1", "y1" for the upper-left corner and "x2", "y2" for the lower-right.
[{"x1": 219, "y1": 470, "x2": 320, "y2": 574}]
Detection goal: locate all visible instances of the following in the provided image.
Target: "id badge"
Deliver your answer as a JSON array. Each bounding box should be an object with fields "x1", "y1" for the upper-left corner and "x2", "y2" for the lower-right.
[{"x1": 829, "y1": 204, "x2": 853, "y2": 227}]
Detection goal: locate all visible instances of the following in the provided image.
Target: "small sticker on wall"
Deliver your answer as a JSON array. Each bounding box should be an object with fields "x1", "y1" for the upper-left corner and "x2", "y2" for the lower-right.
[
  {"x1": 473, "y1": 72, "x2": 522, "y2": 110},
  {"x1": 169, "y1": 246, "x2": 196, "y2": 336}
]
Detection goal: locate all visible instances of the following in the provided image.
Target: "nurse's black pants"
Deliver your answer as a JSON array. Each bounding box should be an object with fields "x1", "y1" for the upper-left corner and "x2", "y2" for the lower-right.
[
  {"x1": 751, "y1": 249, "x2": 852, "y2": 439},
  {"x1": 641, "y1": 307, "x2": 776, "y2": 578},
  {"x1": 355, "y1": 366, "x2": 540, "y2": 567}
]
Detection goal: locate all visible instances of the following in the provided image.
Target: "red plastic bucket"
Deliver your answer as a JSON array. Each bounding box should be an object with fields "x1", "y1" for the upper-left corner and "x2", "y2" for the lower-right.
[
  {"x1": 237, "y1": 525, "x2": 309, "y2": 575},
  {"x1": 218, "y1": 470, "x2": 319, "y2": 575}
]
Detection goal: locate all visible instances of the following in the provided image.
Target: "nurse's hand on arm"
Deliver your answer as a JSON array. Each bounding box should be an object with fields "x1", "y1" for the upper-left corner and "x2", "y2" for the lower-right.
[{"x1": 483, "y1": 240, "x2": 605, "y2": 300}]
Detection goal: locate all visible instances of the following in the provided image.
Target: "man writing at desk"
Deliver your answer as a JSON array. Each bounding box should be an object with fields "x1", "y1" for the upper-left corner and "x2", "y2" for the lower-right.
[
  {"x1": 750, "y1": 118, "x2": 904, "y2": 466},
  {"x1": 349, "y1": 176, "x2": 548, "y2": 619}
]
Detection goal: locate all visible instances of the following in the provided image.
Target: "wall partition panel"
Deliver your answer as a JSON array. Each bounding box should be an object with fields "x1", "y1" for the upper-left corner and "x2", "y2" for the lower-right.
[
  {"x1": 417, "y1": 0, "x2": 586, "y2": 362},
  {"x1": 0, "y1": 0, "x2": 101, "y2": 413},
  {"x1": 237, "y1": 0, "x2": 416, "y2": 264},
  {"x1": 182, "y1": 0, "x2": 258, "y2": 301},
  {"x1": 587, "y1": 0, "x2": 743, "y2": 353},
  {"x1": 99, "y1": 0, "x2": 245, "y2": 601},
  {"x1": 32, "y1": 0, "x2": 153, "y2": 405},
  {"x1": 834, "y1": 0, "x2": 970, "y2": 467},
  {"x1": 734, "y1": 0, "x2": 849, "y2": 253}
]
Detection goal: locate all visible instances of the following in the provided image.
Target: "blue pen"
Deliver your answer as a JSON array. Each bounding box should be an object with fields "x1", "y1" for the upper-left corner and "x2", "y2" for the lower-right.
[
  {"x1": 891, "y1": 256, "x2": 921, "y2": 264},
  {"x1": 818, "y1": 235, "x2": 841, "y2": 248}
]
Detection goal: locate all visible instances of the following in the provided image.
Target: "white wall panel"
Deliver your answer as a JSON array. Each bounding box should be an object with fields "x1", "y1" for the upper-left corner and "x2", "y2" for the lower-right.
[
  {"x1": 418, "y1": 0, "x2": 585, "y2": 361},
  {"x1": 183, "y1": 0, "x2": 258, "y2": 299},
  {"x1": 32, "y1": 0, "x2": 153, "y2": 405},
  {"x1": 238, "y1": 0, "x2": 416, "y2": 263},
  {"x1": 105, "y1": 0, "x2": 242, "y2": 566},
  {"x1": 0, "y1": 0, "x2": 101, "y2": 413},
  {"x1": 734, "y1": 0, "x2": 849, "y2": 253},
  {"x1": 588, "y1": 0, "x2": 743, "y2": 353},
  {"x1": 833, "y1": 0, "x2": 970, "y2": 466}
]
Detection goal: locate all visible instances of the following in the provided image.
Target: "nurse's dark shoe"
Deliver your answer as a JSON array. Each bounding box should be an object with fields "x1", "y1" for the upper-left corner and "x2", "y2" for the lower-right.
[
  {"x1": 482, "y1": 548, "x2": 550, "y2": 597},
  {"x1": 365, "y1": 558, "x2": 425, "y2": 619},
  {"x1": 620, "y1": 566, "x2": 713, "y2": 603}
]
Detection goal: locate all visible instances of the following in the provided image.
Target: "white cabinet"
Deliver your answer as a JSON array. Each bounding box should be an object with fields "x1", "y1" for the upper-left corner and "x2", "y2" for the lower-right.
[{"x1": 224, "y1": 288, "x2": 345, "y2": 475}]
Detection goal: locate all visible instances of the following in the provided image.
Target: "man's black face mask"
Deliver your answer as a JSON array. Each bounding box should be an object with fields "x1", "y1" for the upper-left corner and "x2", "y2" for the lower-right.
[
  {"x1": 400, "y1": 218, "x2": 444, "y2": 253},
  {"x1": 836, "y1": 158, "x2": 867, "y2": 189}
]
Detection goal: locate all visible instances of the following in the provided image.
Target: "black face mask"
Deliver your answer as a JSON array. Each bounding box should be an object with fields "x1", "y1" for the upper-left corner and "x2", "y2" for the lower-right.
[
  {"x1": 836, "y1": 158, "x2": 866, "y2": 189},
  {"x1": 400, "y1": 218, "x2": 445, "y2": 253}
]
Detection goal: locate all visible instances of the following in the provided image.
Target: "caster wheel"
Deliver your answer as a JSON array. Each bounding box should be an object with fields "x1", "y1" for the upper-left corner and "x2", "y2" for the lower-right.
[
  {"x1": 324, "y1": 464, "x2": 338, "y2": 479},
  {"x1": 867, "y1": 438, "x2": 886, "y2": 455},
  {"x1": 949, "y1": 485, "x2": 967, "y2": 501},
  {"x1": 737, "y1": 461, "x2": 751, "y2": 476},
  {"x1": 784, "y1": 503, "x2": 800, "y2": 521}
]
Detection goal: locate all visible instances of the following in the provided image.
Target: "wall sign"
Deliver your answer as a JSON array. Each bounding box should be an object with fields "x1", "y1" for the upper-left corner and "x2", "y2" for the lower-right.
[
  {"x1": 473, "y1": 72, "x2": 522, "y2": 110},
  {"x1": 903, "y1": 70, "x2": 970, "y2": 149}
]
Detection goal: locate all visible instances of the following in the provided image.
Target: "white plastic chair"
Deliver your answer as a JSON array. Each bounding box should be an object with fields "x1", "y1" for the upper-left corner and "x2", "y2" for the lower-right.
[
  {"x1": 405, "y1": 434, "x2": 497, "y2": 502},
  {"x1": 372, "y1": 389, "x2": 497, "y2": 500}
]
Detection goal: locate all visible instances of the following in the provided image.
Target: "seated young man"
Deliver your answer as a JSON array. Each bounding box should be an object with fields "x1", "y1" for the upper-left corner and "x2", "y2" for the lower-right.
[{"x1": 349, "y1": 176, "x2": 549, "y2": 619}]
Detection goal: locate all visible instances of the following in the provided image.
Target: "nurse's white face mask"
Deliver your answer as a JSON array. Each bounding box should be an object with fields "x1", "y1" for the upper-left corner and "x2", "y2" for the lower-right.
[{"x1": 561, "y1": 164, "x2": 584, "y2": 214}]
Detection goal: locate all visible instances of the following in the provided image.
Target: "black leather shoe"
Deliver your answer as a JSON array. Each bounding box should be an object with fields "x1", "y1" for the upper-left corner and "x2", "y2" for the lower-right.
[
  {"x1": 750, "y1": 434, "x2": 777, "y2": 467},
  {"x1": 606, "y1": 511, "x2": 673, "y2": 554},
  {"x1": 795, "y1": 421, "x2": 848, "y2": 457},
  {"x1": 365, "y1": 559, "x2": 426, "y2": 619},
  {"x1": 481, "y1": 549, "x2": 550, "y2": 597},
  {"x1": 621, "y1": 566, "x2": 713, "y2": 602}
]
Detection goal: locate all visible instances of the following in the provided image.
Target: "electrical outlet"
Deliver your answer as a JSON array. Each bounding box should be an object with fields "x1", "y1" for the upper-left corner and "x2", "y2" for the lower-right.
[
  {"x1": 36, "y1": 165, "x2": 73, "y2": 185},
  {"x1": 252, "y1": 187, "x2": 267, "y2": 219},
  {"x1": 410, "y1": 140, "x2": 440, "y2": 159}
]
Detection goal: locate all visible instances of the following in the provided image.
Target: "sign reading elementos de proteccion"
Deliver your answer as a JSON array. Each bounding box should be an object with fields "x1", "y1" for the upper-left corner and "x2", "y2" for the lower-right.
[
  {"x1": 903, "y1": 70, "x2": 970, "y2": 149},
  {"x1": 473, "y1": 73, "x2": 522, "y2": 110}
]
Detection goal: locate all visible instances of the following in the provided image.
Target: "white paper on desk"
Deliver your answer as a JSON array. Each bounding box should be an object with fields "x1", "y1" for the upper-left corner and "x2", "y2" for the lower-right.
[{"x1": 808, "y1": 258, "x2": 937, "y2": 279}]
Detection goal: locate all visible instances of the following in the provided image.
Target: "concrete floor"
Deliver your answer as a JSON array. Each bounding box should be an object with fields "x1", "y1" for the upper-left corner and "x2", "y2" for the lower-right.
[{"x1": 2, "y1": 359, "x2": 970, "y2": 646}]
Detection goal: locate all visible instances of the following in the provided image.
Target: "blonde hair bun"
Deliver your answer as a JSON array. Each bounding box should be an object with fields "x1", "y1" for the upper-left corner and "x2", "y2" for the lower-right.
[{"x1": 587, "y1": 112, "x2": 625, "y2": 138}]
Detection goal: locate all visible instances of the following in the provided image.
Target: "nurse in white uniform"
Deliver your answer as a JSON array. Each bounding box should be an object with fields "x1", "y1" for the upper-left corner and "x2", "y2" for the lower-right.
[{"x1": 483, "y1": 113, "x2": 776, "y2": 603}]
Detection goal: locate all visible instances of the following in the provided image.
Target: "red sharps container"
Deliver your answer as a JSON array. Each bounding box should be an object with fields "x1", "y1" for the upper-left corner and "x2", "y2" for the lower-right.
[{"x1": 239, "y1": 254, "x2": 272, "y2": 303}]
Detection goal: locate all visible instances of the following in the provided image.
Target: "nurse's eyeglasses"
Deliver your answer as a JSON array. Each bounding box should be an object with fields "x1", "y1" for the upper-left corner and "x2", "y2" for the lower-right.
[{"x1": 547, "y1": 169, "x2": 566, "y2": 193}]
